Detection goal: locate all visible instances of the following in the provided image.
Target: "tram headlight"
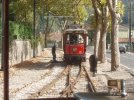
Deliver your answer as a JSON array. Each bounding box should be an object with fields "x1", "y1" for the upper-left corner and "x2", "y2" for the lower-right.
[{"x1": 72, "y1": 47, "x2": 77, "y2": 52}]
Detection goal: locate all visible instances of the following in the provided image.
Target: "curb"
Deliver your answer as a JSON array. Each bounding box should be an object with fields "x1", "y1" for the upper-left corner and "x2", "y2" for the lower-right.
[
  {"x1": 76, "y1": 47, "x2": 134, "y2": 76},
  {"x1": 120, "y1": 64, "x2": 134, "y2": 76},
  {"x1": 107, "y1": 58, "x2": 134, "y2": 76}
]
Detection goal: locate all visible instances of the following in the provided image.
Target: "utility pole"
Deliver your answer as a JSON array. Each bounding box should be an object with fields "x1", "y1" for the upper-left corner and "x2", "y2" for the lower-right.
[
  {"x1": 45, "y1": 1, "x2": 49, "y2": 48},
  {"x1": 42, "y1": 0, "x2": 45, "y2": 37},
  {"x1": 3, "y1": 0, "x2": 9, "y2": 99},
  {"x1": 1, "y1": 0, "x2": 4, "y2": 71},
  {"x1": 129, "y1": 0, "x2": 132, "y2": 51},
  {"x1": 33, "y1": 0, "x2": 36, "y2": 58}
]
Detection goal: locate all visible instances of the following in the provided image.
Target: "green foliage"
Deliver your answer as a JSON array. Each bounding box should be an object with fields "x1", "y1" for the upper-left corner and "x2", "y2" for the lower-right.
[
  {"x1": 75, "y1": 5, "x2": 88, "y2": 23},
  {"x1": 117, "y1": 1, "x2": 124, "y2": 15},
  {"x1": 10, "y1": 0, "x2": 92, "y2": 25},
  {"x1": 10, "y1": 0, "x2": 33, "y2": 25},
  {"x1": 7, "y1": 0, "x2": 92, "y2": 47},
  {"x1": 9, "y1": 21, "x2": 33, "y2": 41},
  {"x1": 100, "y1": 0, "x2": 106, "y2": 6}
]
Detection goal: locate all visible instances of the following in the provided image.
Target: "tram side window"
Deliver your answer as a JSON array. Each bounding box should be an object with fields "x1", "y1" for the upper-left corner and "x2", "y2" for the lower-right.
[
  {"x1": 78, "y1": 34, "x2": 84, "y2": 43},
  {"x1": 66, "y1": 34, "x2": 70, "y2": 44}
]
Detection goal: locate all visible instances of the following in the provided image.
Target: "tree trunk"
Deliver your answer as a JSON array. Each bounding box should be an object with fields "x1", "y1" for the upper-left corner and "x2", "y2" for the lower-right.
[
  {"x1": 107, "y1": 0, "x2": 120, "y2": 71},
  {"x1": 98, "y1": 6, "x2": 109, "y2": 63},
  {"x1": 98, "y1": 26, "x2": 108, "y2": 63},
  {"x1": 91, "y1": 0, "x2": 101, "y2": 58},
  {"x1": 111, "y1": 14, "x2": 120, "y2": 71},
  {"x1": 94, "y1": 20, "x2": 101, "y2": 57},
  {"x1": 45, "y1": 1, "x2": 49, "y2": 48}
]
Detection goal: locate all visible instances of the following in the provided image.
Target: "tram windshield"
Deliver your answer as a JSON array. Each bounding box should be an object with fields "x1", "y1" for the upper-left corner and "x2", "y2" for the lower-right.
[{"x1": 66, "y1": 33, "x2": 84, "y2": 44}]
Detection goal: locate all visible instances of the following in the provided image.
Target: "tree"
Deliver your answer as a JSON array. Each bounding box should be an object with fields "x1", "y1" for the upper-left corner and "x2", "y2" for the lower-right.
[
  {"x1": 91, "y1": 0, "x2": 101, "y2": 57},
  {"x1": 91, "y1": 0, "x2": 109, "y2": 63},
  {"x1": 9, "y1": 0, "x2": 91, "y2": 48},
  {"x1": 107, "y1": 0, "x2": 121, "y2": 71},
  {"x1": 98, "y1": 3, "x2": 109, "y2": 63}
]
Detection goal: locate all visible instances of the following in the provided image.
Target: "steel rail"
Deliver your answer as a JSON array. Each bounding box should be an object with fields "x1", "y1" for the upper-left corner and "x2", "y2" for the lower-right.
[
  {"x1": 27, "y1": 66, "x2": 69, "y2": 99},
  {"x1": 81, "y1": 65, "x2": 96, "y2": 92},
  {"x1": 61, "y1": 63, "x2": 97, "y2": 97},
  {"x1": 24, "y1": 62, "x2": 96, "y2": 99},
  {"x1": 60, "y1": 64, "x2": 82, "y2": 97}
]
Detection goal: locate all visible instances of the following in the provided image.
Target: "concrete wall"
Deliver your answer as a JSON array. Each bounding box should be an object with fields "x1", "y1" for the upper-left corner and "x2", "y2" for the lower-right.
[{"x1": 9, "y1": 40, "x2": 43, "y2": 66}]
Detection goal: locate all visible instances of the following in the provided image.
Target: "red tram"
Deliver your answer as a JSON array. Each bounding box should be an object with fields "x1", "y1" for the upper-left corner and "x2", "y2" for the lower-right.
[{"x1": 63, "y1": 24, "x2": 88, "y2": 62}]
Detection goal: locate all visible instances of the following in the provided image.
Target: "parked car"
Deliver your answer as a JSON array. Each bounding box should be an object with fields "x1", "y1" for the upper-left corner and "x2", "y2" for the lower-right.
[{"x1": 119, "y1": 46, "x2": 126, "y2": 53}]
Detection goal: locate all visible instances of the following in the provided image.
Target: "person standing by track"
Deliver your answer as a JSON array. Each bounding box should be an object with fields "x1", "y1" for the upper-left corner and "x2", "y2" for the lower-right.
[{"x1": 52, "y1": 43, "x2": 57, "y2": 62}]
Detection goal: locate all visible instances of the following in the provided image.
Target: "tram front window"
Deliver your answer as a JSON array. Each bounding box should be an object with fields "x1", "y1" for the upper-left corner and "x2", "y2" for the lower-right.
[
  {"x1": 66, "y1": 34, "x2": 84, "y2": 44},
  {"x1": 70, "y1": 34, "x2": 77, "y2": 44}
]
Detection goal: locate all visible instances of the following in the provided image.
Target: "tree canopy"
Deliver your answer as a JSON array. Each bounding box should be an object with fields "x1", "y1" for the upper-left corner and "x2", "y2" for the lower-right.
[{"x1": 10, "y1": 0, "x2": 92, "y2": 26}]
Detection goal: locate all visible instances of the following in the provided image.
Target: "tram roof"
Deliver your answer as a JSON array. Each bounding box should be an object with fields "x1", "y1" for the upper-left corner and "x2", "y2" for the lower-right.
[{"x1": 64, "y1": 28, "x2": 87, "y2": 34}]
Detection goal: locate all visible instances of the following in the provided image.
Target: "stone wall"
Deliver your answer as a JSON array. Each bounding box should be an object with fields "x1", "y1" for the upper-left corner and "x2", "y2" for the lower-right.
[{"x1": 9, "y1": 40, "x2": 43, "y2": 66}]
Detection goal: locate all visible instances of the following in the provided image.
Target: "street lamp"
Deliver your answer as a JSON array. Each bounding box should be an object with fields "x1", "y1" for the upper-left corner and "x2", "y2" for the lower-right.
[{"x1": 129, "y1": 0, "x2": 132, "y2": 50}]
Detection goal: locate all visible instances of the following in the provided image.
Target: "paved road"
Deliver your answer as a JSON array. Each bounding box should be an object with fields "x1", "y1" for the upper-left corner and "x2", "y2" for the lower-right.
[
  {"x1": 106, "y1": 51, "x2": 134, "y2": 69},
  {"x1": 87, "y1": 46, "x2": 134, "y2": 71}
]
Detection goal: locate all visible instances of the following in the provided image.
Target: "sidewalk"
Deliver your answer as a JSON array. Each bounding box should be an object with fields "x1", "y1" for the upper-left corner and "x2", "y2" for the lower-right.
[{"x1": 85, "y1": 55, "x2": 134, "y2": 94}]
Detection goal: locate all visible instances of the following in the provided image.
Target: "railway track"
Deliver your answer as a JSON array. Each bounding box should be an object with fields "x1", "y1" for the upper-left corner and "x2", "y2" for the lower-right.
[
  {"x1": 9, "y1": 61, "x2": 66, "y2": 99},
  {"x1": 8, "y1": 63, "x2": 134, "y2": 99},
  {"x1": 1, "y1": 49, "x2": 134, "y2": 100},
  {"x1": 26, "y1": 62, "x2": 96, "y2": 99},
  {"x1": 27, "y1": 65, "x2": 69, "y2": 98},
  {"x1": 60, "y1": 63, "x2": 96, "y2": 97},
  {"x1": 5, "y1": 56, "x2": 96, "y2": 100},
  {"x1": 1, "y1": 57, "x2": 134, "y2": 100}
]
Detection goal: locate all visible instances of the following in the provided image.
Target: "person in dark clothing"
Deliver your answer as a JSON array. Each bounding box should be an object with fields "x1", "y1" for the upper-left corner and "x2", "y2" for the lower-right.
[
  {"x1": 52, "y1": 43, "x2": 56, "y2": 62},
  {"x1": 89, "y1": 55, "x2": 97, "y2": 77}
]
